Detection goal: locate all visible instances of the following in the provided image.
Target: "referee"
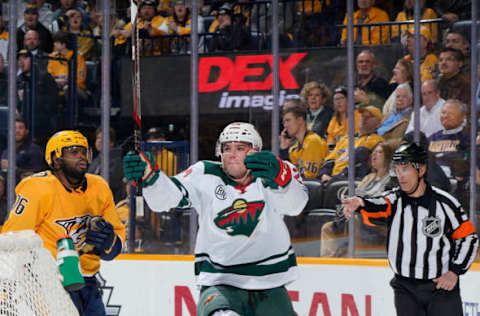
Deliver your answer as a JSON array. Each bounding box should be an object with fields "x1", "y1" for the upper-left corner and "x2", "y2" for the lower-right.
[{"x1": 342, "y1": 142, "x2": 479, "y2": 316}]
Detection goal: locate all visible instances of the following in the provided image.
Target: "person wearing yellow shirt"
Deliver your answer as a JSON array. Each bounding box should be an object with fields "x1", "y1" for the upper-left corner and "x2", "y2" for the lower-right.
[
  {"x1": 2, "y1": 130, "x2": 125, "y2": 315},
  {"x1": 63, "y1": 8, "x2": 95, "y2": 60},
  {"x1": 341, "y1": 0, "x2": 390, "y2": 46},
  {"x1": 327, "y1": 86, "x2": 361, "y2": 148},
  {"x1": 0, "y1": 15, "x2": 8, "y2": 61},
  {"x1": 145, "y1": 127, "x2": 178, "y2": 177},
  {"x1": 392, "y1": 0, "x2": 438, "y2": 43},
  {"x1": 279, "y1": 99, "x2": 328, "y2": 179},
  {"x1": 114, "y1": 0, "x2": 168, "y2": 56},
  {"x1": 297, "y1": 0, "x2": 331, "y2": 16},
  {"x1": 166, "y1": 0, "x2": 204, "y2": 53},
  {"x1": 47, "y1": 31, "x2": 88, "y2": 103},
  {"x1": 402, "y1": 27, "x2": 438, "y2": 82},
  {"x1": 319, "y1": 106, "x2": 384, "y2": 183}
]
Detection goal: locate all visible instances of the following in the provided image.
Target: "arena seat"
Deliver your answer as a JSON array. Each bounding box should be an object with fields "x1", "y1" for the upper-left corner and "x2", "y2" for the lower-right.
[
  {"x1": 321, "y1": 180, "x2": 360, "y2": 210},
  {"x1": 303, "y1": 179, "x2": 324, "y2": 211}
]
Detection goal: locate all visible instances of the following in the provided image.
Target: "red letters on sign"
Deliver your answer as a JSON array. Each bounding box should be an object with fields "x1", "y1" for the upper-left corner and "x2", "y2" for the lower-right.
[
  {"x1": 175, "y1": 286, "x2": 196, "y2": 316},
  {"x1": 198, "y1": 53, "x2": 307, "y2": 92},
  {"x1": 173, "y1": 285, "x2": 372, "y2": 316},
  {"x1": 309, "y1": 292, "x2": 332, "y2": 316}
]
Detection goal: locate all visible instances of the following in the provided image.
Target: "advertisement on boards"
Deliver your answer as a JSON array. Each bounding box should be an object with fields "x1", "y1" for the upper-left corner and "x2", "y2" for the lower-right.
[{"x1": 100, "y1": 257, "x2": 480, "y2": 316}]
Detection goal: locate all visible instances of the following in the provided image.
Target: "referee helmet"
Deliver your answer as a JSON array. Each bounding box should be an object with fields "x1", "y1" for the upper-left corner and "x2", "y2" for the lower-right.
[{"x1": 392, "y1": 142, "x2": 428, "y2": 171}]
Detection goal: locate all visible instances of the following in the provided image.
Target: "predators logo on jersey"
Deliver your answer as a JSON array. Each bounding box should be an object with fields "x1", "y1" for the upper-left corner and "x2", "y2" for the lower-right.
[
  {"x1": 56, "y1": 215, "x2": 92, "y2": 249},
  {"x1": 214, "y1": 199, "x2": 265, "y2": 237}
]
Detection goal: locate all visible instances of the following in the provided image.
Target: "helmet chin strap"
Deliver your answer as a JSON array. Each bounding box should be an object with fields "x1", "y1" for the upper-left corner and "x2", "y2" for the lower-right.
[{"x1": 404, "y1": 168, "x2": 423, "y2": 196}]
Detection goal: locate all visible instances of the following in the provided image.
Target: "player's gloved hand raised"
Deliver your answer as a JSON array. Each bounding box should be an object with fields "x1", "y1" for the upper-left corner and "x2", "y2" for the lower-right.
[
  {"x1": 123, "y1": 151, "x2": 159, "y2": 187},
  {"x1": 244, "y1": 150, "x2": 292, "y2": 189},
  {"x1": 85, "y1": 218, "x2": 116, "y2": 256}
]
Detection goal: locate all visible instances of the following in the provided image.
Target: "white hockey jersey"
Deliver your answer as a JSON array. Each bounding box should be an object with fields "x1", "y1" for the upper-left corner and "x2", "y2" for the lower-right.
[{"x1": 143, "y1": 160, "x2": 309, "y2": 290}]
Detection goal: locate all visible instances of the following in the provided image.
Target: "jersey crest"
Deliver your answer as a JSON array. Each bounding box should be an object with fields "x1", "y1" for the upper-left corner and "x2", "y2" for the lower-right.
[
  {"x1": 422, "y1": 216, "x2": 442, "y2": 238},
  {"x1": 55, "y1": 215, "x2": 92, "y2": 247},
  {"x1": 214, "y1": 199, "x2": 265, "y2": 237}
]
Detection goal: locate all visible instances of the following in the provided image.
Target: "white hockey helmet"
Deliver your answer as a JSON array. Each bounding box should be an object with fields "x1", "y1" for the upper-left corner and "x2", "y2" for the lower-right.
[{"x1": 215, "y1": 122, "x2": 263, "y2": 157}]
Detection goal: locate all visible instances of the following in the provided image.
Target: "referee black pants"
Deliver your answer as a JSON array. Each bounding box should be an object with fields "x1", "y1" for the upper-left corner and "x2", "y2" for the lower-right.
[{"x1": 390, "y1": 275, "x2": 463, "y2": 316}]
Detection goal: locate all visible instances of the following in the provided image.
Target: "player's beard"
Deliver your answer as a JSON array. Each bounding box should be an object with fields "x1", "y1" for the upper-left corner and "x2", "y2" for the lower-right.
[{"x1": 60, "y1": 159, "x2": 87, "y2": 183}]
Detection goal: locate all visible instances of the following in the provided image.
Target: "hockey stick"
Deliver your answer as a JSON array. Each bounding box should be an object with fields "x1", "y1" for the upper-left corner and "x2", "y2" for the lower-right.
[{"x1": 129, "y1": 0, "x2": 144, "y2": 251}]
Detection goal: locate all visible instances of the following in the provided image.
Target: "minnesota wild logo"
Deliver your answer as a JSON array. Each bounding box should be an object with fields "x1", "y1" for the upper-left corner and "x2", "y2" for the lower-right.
[{"x1": 214, "y1": 199, "x2": 265, "y2": 237}]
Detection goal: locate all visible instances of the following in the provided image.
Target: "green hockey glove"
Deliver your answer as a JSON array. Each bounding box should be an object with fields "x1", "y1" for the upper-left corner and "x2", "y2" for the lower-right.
[
  {"x1": 244, "y1": 150, "x2": 292, "y2": 189},
  {"x1": 123, "y1": 151, "x2": 159, "y2": 187}
]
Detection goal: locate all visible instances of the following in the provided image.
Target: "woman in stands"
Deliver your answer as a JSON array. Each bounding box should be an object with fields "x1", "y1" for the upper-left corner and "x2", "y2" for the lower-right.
[
  {"x1": 300, "y1": 81, "x2": 333, "y2": 139},
  {"x1": 320, "y1": 141, "x2": 394, "y2": 257},
  {"x1": 383, "y1": 58, "x2": 413, "y2": 116},
  {"x1": 326, "y1": 86, "x2": 361, "y2": 149}
]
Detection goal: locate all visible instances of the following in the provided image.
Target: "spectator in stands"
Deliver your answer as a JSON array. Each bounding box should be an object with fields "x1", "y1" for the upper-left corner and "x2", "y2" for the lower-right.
[
  {"x1": 392, "y1": 0, "x2": 438, "y2": 43},
  {"x1": 294, "y1": 0, "x2": 335, "y2": 47},
  {"x1": 93, "y1": 10, "x2": 125, "y2": 43},
  {"x1": 279, "y1": 99, "x2": 328, "y2": 179},
  {"x1": 444, "y1": 30, "x2": 470, "y2": 76},
  {"x1": 300, "y1": 81, "x2": 333, "y2": 138},
  {"x1": 444, "y1": 30, "x2": 469, "y2": 55},
  {"x1": 0, "y1": 15, "x2": 9, "y2": 62},
  {"x1": 17, "y1": 5, "x2": 54, "y2": 53},
  {"x1": 0, "y1": 55, "x2": 7, "y2": 107},
  {"x1": 0, "y1": 117, "x2": 47, "y2": 178},
  {"x1": 206, "y1": 2, "x2": 250, "y2": 52},
  {"x1": 23, "y1": 29, "x2": 46, "y2": 56},
  {"x1": 145, "y1": 127, "x2": 178, "y2": 176},
  {"x1": 22, "y1": 29, "x2": 50, "y2": 72},
  {"x1": 326, "y1": 86, "x2": 361, "y2": 148},
  {"x1": 405, "y1": 79, "x2": 445, "y2": 137},
  {"x1": 402, "y1": 26, "x2": 437, "y2": 82},
  {"x1": 166, "y1": 0, "x2": 204, "y2": 53},
  {"x1": 438, "y1": 47, "x2": 470, "y2": 106},
  {"x1": 47, "y1": 31, "x2": 88, "y2": 106},
  {"x1": 432, "y1": 1, "x2": 472, "y2": 23},
  {"x1": 63, "y1": 8, "x2": 95, "y2": 60},
  {"x1": 319, "y1": 105, "x2": 384, "y2": 183},
  {"x1": 87, "y1": 127, "x2": 125, "y2": 203},
  {"x1": 0, "y1": 174, "x2": 6, "y2": 227},
  {"x1": 114, "y1": 0, "x2": 168, "y2": 56},
  {"x1": 157, "y1": 0, "x2": 172, "y2": 17},
  {"x1": 340, "y1": 0, "x2": 390, "y2": 46},
  {"x1": 51, "y1": 0, "x2": 88, "y2": 33},
  {"x1": 354, "y1": 50, "x2": 390, "y2": 109},
  {"x1": 383, "y1": 58, "x2": 414, "y2": 116},
  {"x1": 17, "y1": 0, "x2": 54, "y2": 29},
  {"x1": 377, "y1": 83, "x2": 413, "y2": 148},
  {"x1": 144, "y1": 127, "x2": 183, "y2": 246},
  {"x1": 320, "y1": 141, "x2": 393, "y2": 257},
  {"x1": 428, "y1": 99, "x2": 470, "y2": 206},
  {"x1": 17, "y1": 49, "x2": 59, "y2": 142}
]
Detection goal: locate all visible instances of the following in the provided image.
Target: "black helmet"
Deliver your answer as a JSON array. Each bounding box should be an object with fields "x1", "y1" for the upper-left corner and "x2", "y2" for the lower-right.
[{"x1": 392, "y1": 142, "x2": 428, "y2": 167}]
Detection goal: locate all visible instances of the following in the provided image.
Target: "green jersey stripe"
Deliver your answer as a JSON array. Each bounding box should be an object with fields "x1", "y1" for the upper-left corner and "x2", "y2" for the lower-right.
[{"x1": 195, "y1": 252, "x2": 297, "y2": 276}]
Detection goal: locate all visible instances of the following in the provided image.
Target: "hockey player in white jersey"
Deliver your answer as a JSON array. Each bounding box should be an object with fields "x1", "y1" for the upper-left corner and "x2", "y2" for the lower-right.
[{"x1": 123, "y1": 122, "x2": 308, "y2": 316}]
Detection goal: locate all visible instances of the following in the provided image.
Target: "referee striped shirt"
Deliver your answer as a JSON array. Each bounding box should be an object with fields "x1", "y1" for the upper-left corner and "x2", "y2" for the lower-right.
[{"x1": 358, "y1": 183, "x2": 478, "y2": 279}]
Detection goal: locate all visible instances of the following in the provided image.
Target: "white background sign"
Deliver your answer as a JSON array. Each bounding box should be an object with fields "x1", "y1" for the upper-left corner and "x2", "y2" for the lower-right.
[{"x1": 100, "y1": 256, "x2": 480, "y2": 316}]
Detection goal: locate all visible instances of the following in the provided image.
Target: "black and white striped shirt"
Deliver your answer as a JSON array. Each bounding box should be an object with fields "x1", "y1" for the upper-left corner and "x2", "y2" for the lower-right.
[{"x1": 358, "y1": 183, "x2": 478, "y2": 279}]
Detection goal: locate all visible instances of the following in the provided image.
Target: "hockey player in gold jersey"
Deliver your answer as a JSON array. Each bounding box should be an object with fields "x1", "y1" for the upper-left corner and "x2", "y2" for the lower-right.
[{"x1": 2, "y1": 130, "x2": 125, "y2": 316}]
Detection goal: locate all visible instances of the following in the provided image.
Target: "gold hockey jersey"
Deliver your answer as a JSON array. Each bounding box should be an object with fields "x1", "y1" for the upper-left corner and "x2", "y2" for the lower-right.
[
  {"x1": 2, "y1": 171, "x2": 125, "y2": 276},
  {"x1": 288, "y1": 130, "x2": 328, "y2": 178}
]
